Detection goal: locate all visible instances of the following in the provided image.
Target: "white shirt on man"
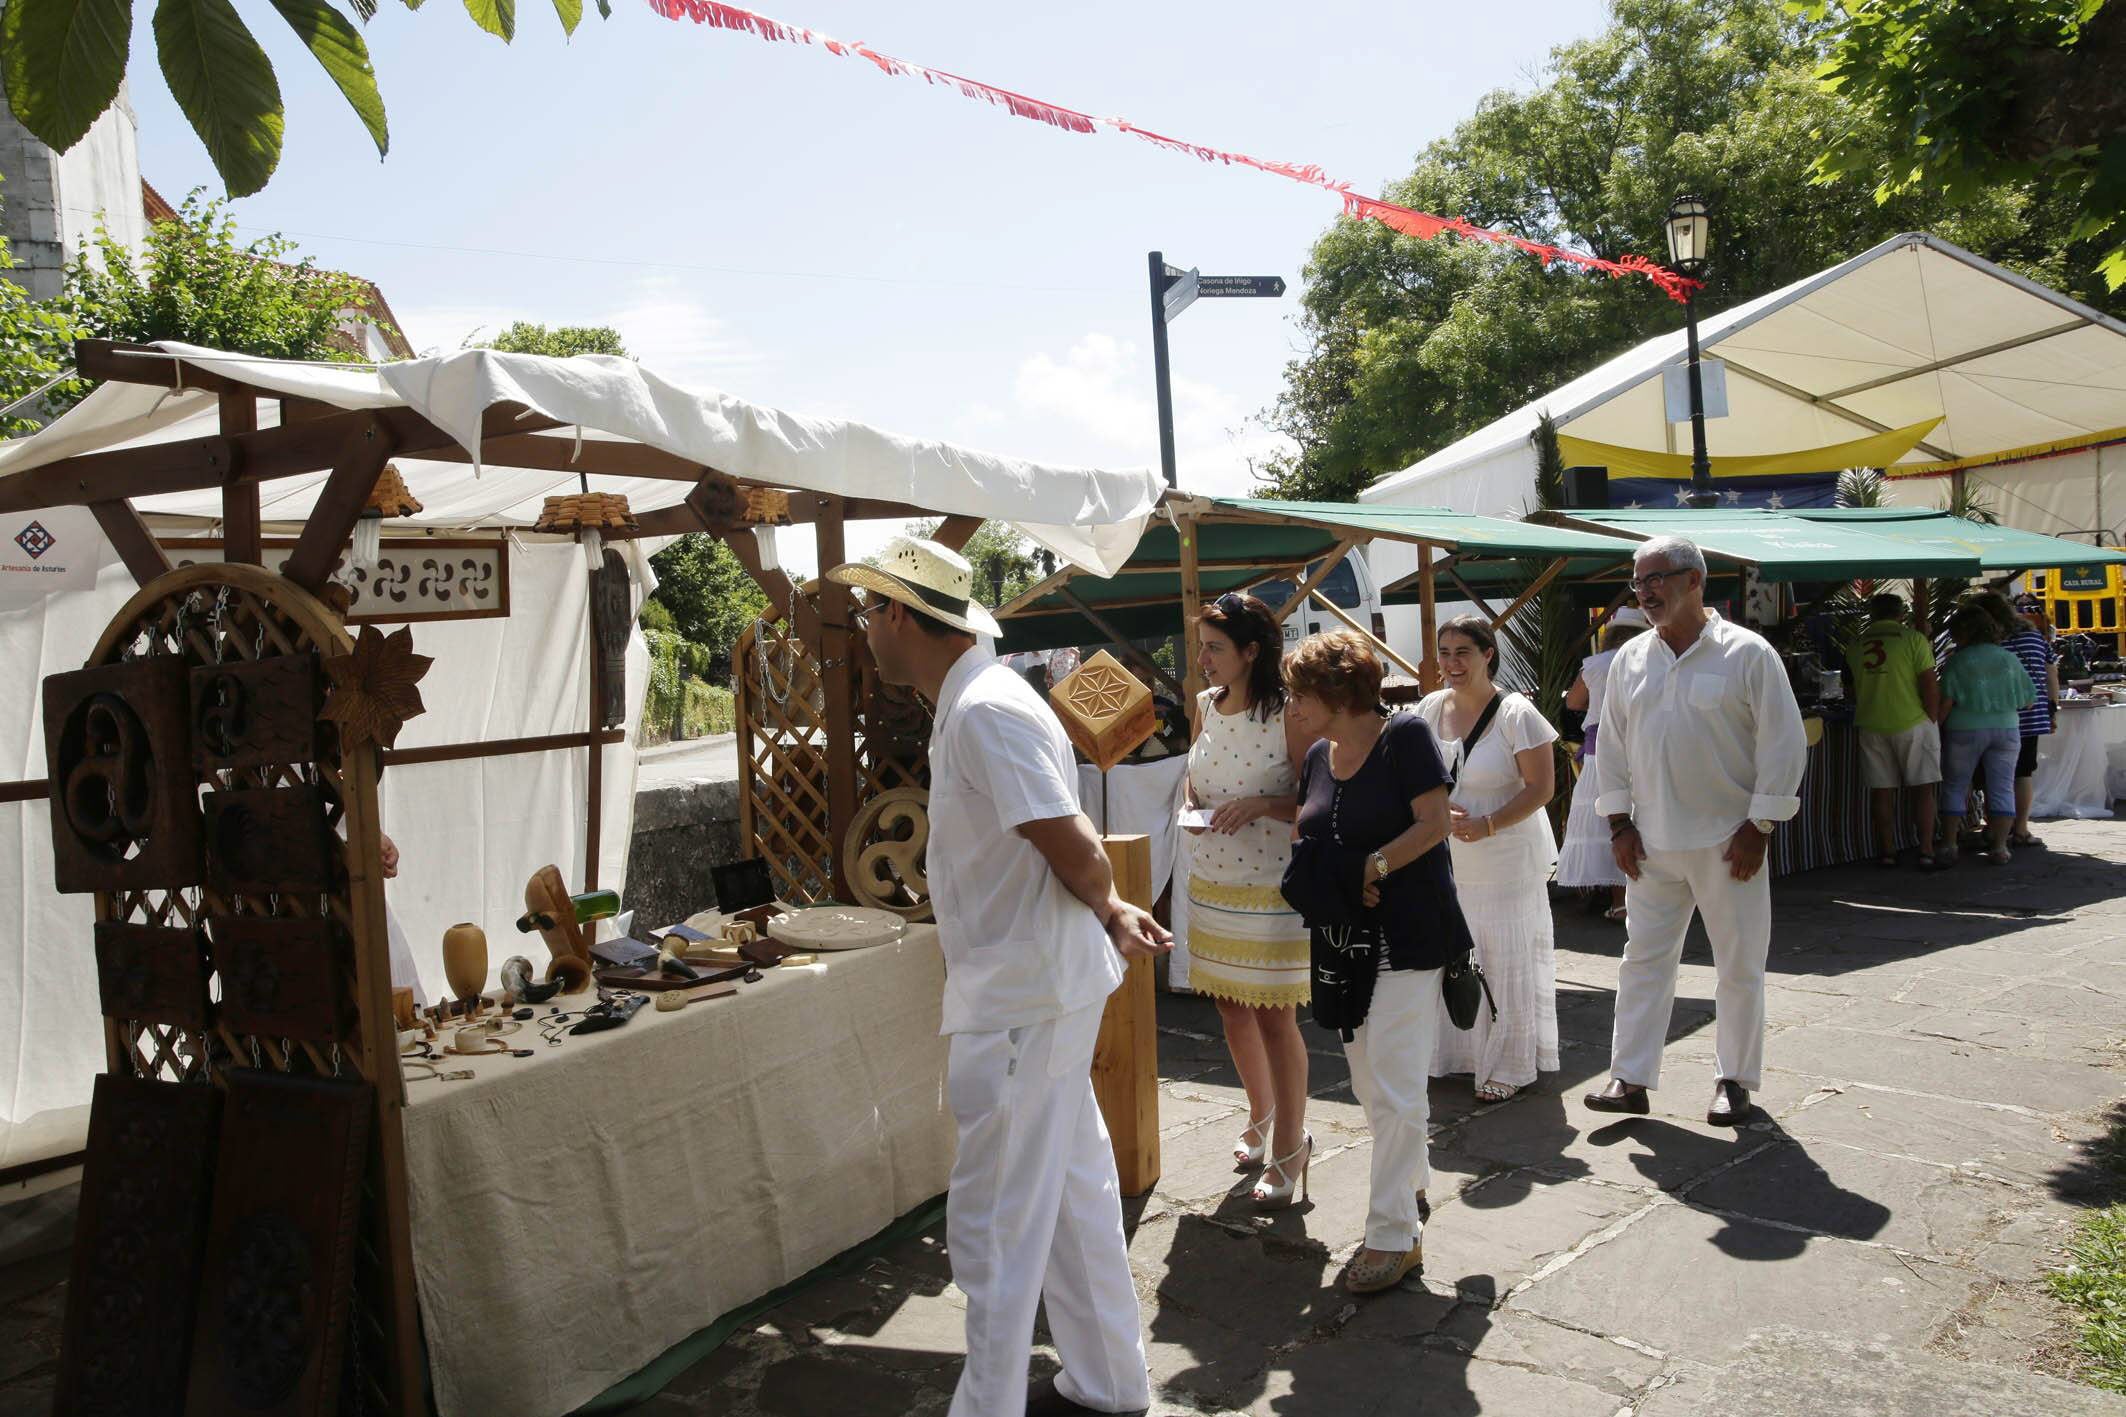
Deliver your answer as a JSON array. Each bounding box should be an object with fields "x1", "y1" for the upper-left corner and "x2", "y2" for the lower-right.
[
  {"x1": 1594, "y1": 609, "x2": 1807, "y2": 853},
  {"x1": 926, "y1": 646, "x2": 1125, "y2": 1035}
]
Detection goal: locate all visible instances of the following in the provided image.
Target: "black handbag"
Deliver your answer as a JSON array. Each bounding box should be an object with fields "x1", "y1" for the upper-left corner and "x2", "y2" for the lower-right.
[
  {"x1": 1281, "y1": 834, "x2": 1379, "y2": 1041},
  {"x1": 1442, "y1": 694, "x2": 1505, "y2": 1032}
]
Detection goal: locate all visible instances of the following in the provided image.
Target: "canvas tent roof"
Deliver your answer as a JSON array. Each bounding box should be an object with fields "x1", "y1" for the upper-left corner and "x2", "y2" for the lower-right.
[
  {"x1": 0, "y1": 342, "x2": 1163, "y2": 575},
  {"x1": 1784, "y1": 508, "x2": 2126, "y2": 573},
  {"x1": 1362, "y1": 233, "x2": 2126, "y2": 522},
  {"x1": 1537, "y1": 507, "x2": 1985, "y2": 583},
  {"x1": 994, "y1": 497, "x2": 1632, "y2": 651}
]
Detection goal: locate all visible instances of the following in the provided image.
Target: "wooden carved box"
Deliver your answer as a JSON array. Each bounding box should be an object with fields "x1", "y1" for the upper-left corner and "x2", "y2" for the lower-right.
[
  {"x1": 94, "y1": 922, "x2": 212, "y2": 1031},
  {"x1": 42, "y1": 656, "x2": 202, "y2": 893},
  {"x1": 207, "y1": 916, "x2": 354, "y2": 1044},
  {"x1": 202, "y1": 786, "x2": 336, "y2": 896},
  {"x1": 1049, "y1": 650, "x2": 1158, "y2": 772},
  {"x1": 190, "y1": 654, "x2": 323, "y2": 773}
]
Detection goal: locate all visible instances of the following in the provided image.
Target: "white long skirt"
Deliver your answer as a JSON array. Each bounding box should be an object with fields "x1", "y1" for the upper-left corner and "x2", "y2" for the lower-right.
[
  {"x1": 1432, "y1": 875, "x2": 1560, "y2": 1087},
  {"x1": 1556, "y1": 751, "x2": 1626, "y2": 889}
]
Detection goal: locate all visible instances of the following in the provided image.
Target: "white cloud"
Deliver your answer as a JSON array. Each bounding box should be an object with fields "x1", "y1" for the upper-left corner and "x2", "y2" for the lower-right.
[{"x1": 1011, "y1": 332, "x2": 1293, "y2": 497}]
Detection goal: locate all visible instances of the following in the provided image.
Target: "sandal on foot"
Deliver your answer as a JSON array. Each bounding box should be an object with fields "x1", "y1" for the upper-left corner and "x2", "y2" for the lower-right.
[
  {"x1": 1475, "y1": 1080, "x2": 1520, "y2": 1104},
  {"x1": 1603, "y1": 905, "x2": 1628, "y2": 923},
  {"x1": 1235, "y1": 1108, "x2": 1274, "y2": 1168},
  {"x1": 1343, "y1": 1243, "x2": 1424, "y2": 1294}
]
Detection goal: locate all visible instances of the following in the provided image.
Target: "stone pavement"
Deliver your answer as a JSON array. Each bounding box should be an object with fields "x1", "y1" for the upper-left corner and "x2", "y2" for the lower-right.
[{"x1": 3, "y1": 822, "x2": 2125, "y2": 1415}]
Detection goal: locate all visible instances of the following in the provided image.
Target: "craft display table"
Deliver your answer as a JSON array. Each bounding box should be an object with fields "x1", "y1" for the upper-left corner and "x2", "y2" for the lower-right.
[
  {"x1": 401, "y1": 924, "x2": 951, "y2": 1417},
  {"x1": 2033, "y1": 701, "x2": 2126, "y2": 820}
]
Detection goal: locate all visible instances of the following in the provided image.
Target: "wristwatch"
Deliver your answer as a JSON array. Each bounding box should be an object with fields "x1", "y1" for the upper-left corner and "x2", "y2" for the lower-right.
[
  {"x1": 1749, "y1": 818, "x2": 1777, "y2": 836},
  {"x1": 1369, "y1": 850, "x2": 1391, "y2": 880}
]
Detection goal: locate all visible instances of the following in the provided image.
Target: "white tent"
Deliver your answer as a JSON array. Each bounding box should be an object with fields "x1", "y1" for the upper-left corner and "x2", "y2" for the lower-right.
[
  {"x1": 1362, "y1": 233, "x2": 2126, "y2": 571},
  {"x1": 0, "y1": 342, "x2": 1163, "y2": 1172}
]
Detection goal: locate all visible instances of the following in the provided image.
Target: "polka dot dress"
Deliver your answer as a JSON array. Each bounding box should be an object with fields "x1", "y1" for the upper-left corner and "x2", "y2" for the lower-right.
[{"x1": 1184, "y1": 689, "x2": 1310, "y2": 1008}]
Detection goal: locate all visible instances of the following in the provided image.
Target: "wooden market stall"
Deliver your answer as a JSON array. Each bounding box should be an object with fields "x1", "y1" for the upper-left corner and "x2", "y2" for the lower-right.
[{"x1": 0, "y1": 338, "x2": 1160, "y2": 1417}]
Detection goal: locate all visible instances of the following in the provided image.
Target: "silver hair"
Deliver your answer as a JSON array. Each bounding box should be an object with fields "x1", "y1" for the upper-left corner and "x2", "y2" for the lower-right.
[{"x1": 1635, "y1": 534, "x2": 1707, "y2": 578}]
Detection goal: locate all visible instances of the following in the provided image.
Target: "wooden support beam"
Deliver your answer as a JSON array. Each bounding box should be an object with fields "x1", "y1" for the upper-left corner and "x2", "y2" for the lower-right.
[
  {"x1": 219, "y1": 392, "x2": 261, "y2": 564},
  {"x1": 1444, "y1": 568, "x2": 1502, "y2": 622},
  {"x1": 89, "y1": 500, "x2": 173, "y2": 587},
  {"x1": 933, "y1": 515, "x2": 982, "y2": 552},
  {"x1": 1488, "y1": 557, "x2": 1568, "y2": 633},
  {"x1": 1310, "y1": 587, "x2": 1426, "y2": 683},
  {"x1": 1417, "y1": 544, "x2": 1440, "y2": 693},
  {"x1": 283, "y1": 416, "x2": 395, "y2": 593},
  {"x1": 0, "y1": 778, "x2": 48, "y2": 804},
  {"x1": 1178, "y1": 514, "x2": 1205, "y2": 736},
  {"x1": 815, "y1": 497, "x2": 858, "y2": 901},
  {"x1": 1269, "y1": 540, "x2": 1358, "y2": 627},
  {"x1": 1058, "y1": 588, "x2": 1186, "y2": 700},
  {"x1": 380, "y1": 729, "x2": 624, "y2": 769}
]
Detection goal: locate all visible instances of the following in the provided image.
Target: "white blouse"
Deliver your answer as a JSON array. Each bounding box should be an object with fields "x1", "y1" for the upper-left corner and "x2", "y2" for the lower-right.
[
  {"x1": 1185, "y1": 689, "x2": 1297, "y2": 888},
  {"x1": 1415, "y1": 690, "x2": 1559, "y2": 886}
]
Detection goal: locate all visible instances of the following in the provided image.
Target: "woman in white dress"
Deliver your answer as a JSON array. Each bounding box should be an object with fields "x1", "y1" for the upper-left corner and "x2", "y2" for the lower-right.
[
  {"x1": 1416, "y1": 615, "x2": 1560, "y2": 1102},
  {"x1": 1183, "y1": 592, "x2": 1316, "y2": 1206},
  {"x1": 1557, "y1": 610, "x2": 1649, "y2": 922}
]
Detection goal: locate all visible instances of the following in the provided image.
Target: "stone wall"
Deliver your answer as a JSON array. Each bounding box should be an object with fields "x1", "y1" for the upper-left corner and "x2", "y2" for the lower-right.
[
  {"x1": 626, "y1": 776, "x2": 744, "y2": 931},
  {"x1": 0, "y1": 78, "x2": 146, "y2": 301}
]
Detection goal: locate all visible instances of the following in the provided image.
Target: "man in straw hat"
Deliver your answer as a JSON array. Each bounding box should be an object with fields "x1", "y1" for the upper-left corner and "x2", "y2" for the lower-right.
[{"x1": 828, "y1": 535, "x2": 1168, "y2": 1417}]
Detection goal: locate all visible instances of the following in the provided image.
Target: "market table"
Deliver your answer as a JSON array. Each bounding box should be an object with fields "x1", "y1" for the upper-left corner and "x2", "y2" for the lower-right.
[
  {"x1": 2033, "y1": 701, "x2": 2126, "y2": 819},
  {"x1": 1768, "y1": 716, "x2": 1925, "y2": 876},
  {"x1": 400, "y1": 924, "x2": 951, "y2": 1417}
]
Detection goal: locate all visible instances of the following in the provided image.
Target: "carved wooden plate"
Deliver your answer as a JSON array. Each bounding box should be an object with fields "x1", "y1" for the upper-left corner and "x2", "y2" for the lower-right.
[{"x1": 766, "y1": 905, "x2": 907, "y2": 952}]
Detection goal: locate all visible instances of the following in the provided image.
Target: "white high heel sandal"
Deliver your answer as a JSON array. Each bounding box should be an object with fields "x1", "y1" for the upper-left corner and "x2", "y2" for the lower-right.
[
  {"x1": 1251, "y1": 1132, "x2": 1313, "y2": 1210},
  {"x1": 1234, "y1": 1108, "x2": 1275, "y2": 1168}
]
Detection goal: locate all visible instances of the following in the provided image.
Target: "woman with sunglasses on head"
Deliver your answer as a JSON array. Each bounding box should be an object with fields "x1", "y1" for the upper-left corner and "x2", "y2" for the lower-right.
[
  {"x1": 1414, "y1": 615, "x2": 1561, "y2": 1103},
  {"x1": 1182, "y1": 592, "x2": 1317, "y2": 1208}
]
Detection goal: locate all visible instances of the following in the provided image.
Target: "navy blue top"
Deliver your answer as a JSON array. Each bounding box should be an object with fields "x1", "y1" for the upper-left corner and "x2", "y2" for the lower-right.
[{"x1": 1295, "y1": 712, "x2": 1465, "y2": 971}]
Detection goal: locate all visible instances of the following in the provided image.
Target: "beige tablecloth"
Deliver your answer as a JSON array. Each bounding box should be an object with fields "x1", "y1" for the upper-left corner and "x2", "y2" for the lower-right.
[{"x1": 402, "y1": 925, "x2": 952, "y2": 1417}]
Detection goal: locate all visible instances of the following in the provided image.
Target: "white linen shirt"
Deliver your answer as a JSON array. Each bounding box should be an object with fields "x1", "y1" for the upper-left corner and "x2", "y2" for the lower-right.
[
  {"x1": 926, "y1": 647, "x2": 1125, "y2": 1035},
  {"x1": 1594, "y1": 610, "x2": 1807, "y2": 853}
]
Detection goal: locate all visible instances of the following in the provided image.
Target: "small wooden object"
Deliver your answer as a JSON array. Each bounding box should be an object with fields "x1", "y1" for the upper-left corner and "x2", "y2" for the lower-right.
[
  {"x1": 203, "y1": 786, "x2": 335, "y2": 894},
  {"x1": 524, "y1": 864, "x2": 593, "y2": 993},
  {"x1": 1050, "y1": 650, "x2": 1158, "y2": 772},
  {"x1": 533, "y1": 492, "x2": 639, "y2": 536},
  {"x1": 441, "y1": 922, "x2": 489, "y2": 1007},
  {"x1": 208, "y1": 916, "x2": 354, "y2": 1043},
  {"x1": 590, "y1": 548, "x2": 631, "y2": 730},
  {"x1": 43, "y1": 656, "x2": 202, "y2": 893},
  {"x1": 391, "y1": 986, "x2": 417, "y2": 1031},
  {"x1": 1092, "y1": 834, "x2": 1160, "y2": 1196},
  {"x1": 842, "y1": 786, "x2": 933, "y2": 922},
  {"x1": 189, "y1": 654, "x2": 322, "y2": 772},
  {"x1": 94, "y1": 921, "x2": 212, "y2": 1030}
]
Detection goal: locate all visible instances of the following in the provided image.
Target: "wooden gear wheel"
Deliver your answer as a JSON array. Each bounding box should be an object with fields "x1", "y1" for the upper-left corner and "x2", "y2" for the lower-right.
[{"x1": 841, "y1": 786, "x2": 933, "y2": 922}]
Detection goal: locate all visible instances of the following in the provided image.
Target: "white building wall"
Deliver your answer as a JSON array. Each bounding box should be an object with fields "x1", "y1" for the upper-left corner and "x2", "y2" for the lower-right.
[{"x1": 0, "y1": 77, "x2": 146, "y2": 301}]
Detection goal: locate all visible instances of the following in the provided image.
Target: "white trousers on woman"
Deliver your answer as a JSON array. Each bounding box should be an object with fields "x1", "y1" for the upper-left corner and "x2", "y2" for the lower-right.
[
  {"x1": 946, "y1": 1001, "x2": 1150, "y2": 1417},
  {"x1": 1612, "y1": 844, "x2": 1771, "y2": 1091},
  {"x1": 1343, "y1": 968, "x2": 1444, "y2": 1253}
]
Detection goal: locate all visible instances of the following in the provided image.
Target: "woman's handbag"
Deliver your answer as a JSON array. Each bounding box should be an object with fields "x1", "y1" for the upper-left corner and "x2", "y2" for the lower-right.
[
  {"x1": 1442, "y1": 948, "x2": 1497, "y2": 1031},
  {"x1": 1282, "y1": 835, "x2": 1379, "y2": 1040}
]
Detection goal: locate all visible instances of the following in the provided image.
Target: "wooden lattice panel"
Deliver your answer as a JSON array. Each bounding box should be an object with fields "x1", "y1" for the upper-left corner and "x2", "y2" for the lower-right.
[
  {"x1": 735, "y1": 618, "x2": 928, "y2": 906},
  {"x1": 75, "y1": 563, "x2": 422, "y2": 1417}
]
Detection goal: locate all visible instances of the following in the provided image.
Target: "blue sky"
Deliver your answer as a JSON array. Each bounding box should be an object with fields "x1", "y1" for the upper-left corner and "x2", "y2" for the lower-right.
[{"x1": 127, "y1": 0, "x2": 1610, "y2": 564}]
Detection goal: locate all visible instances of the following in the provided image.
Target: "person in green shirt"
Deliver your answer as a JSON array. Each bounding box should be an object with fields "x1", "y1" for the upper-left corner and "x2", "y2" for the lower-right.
[
  {"x1": 1936, "y1": 605, "x2": 2037, "y2": 865},
  {"x1": 1847, "y1": 593, "x2": 1941, "y2": 869}
]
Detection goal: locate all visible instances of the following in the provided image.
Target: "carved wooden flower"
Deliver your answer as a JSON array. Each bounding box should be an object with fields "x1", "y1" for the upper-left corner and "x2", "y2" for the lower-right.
[{"x1": 322, "y1": 625, "x2": 433, "y2": 750}]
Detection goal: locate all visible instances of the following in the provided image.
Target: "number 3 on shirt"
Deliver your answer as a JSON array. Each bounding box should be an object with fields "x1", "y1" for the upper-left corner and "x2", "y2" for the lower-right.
[{"x1": 1861, "y1": 639, "x2": 1888, "y2": 671}]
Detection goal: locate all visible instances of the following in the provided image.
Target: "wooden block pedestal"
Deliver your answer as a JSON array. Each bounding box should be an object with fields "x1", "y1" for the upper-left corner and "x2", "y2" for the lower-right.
[{"x1": 1093, "y1": 834, "x2": 1160, "y2": 1196}]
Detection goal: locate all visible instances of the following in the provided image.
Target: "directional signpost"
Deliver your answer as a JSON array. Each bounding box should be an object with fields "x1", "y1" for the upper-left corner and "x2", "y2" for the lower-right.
[{"x1": 1146, "y1": 251, "x2": 1286, "y2": 487}]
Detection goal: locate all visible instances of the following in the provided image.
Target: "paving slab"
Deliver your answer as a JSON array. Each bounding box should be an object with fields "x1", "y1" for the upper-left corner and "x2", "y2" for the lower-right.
[
  {"x1": 1422, "y1": 1174, "x2": 1644, "y2": 1293},
  {"x1": 1635, "y1": 1331, "x2": 2126, "y2": 1416},
  {"x1": 1752, "y1": 1024, "x2": 2120, "y2": 1111},
  {"x1": 1682, "y1": 1136, "x2": 2001, "y2": 1256},
  {"x1": 1777, "y1": 1085, "x2": 2087, "y2": 1190},
  {"x1": 1243, "y1": 1335, "x2": 1627, "y2": 1417},
  {"x1": 1150, "y1": 1215, "x2": 1343, "y2": 1348},
  {"x1": 1436, "y1": 1304, "x2": 1667, "y2": 1399}
]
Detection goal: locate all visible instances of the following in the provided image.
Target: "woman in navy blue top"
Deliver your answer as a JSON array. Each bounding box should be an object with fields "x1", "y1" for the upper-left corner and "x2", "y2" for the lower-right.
[{"x1": 1283, "y1": 630, "x2": 1461, "y2": 1298}]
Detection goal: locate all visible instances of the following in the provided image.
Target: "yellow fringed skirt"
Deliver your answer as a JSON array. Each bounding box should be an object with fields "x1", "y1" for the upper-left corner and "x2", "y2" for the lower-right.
[{"x1": 1185, "y1": 876, "x2": 1311, "y2": 1009}]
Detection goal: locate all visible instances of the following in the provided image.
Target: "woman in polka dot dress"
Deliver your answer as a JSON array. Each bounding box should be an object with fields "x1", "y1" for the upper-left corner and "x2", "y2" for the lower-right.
[{"x1": 1183, "y1": 592, "x2": 1315, "y2": 1203}]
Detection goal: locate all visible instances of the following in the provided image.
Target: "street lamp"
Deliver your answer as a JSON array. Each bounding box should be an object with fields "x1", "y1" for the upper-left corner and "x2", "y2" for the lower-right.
[{"x1": 1665, "y1": 194, "x2": 1715, "y2": 508}]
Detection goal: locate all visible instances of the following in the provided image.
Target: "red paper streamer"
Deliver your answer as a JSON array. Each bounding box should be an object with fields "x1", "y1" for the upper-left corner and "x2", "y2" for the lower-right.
[{"x1": 645, "y1": 0, "x2": 1699, "y2": 303}]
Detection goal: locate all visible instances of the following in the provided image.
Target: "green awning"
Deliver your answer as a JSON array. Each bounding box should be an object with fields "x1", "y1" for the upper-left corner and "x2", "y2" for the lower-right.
[
  {"x1": 1782, "y1": 508, "x2": 2126, "y2": 574},
  {"x1": 993, "y1": 497, "x2": 1636, "y2": 653},
  {"x1": 1543, "y1": 508, "x2": 1984, "y2": 583}
]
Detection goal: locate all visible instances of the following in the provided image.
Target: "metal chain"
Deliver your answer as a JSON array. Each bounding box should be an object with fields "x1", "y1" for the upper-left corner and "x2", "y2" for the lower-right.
[
  {"x1": 211, "y1": 585, "x2": 231, "y2": 663},
  {"x1": 754, "y1": 618, "x2": 793, "y2": 706}
]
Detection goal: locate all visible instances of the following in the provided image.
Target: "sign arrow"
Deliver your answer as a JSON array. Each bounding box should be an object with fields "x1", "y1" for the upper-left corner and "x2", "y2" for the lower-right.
[{"x1": 1162, "y1": 268, "x2": 1201, "y2": 324}]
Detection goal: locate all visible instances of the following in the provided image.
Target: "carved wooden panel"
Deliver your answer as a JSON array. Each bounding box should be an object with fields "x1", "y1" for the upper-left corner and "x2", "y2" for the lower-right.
[
  {"x1": 57, "y1": 1073, "x2": 221, "y2": 1417},
  {"x1": 203, "y1": 786, "x2": 336, "y2": 895},
  {"x1": 190, "y1": 654, "x2": 322, "y2": 772},
  {"x1": 1050, "y1": 650, "x2": 1157, "y2": 772},
  {"x1": 208, "y1": 916, "x2": 353, "y2": 1044},
  {"x1": 43, "y1": 656, "x2": 201, "y2": 893},
  {"x1": 163, "y1": 538, "x2": 511, "y2": 624},
  {"x1": 187, "y1": 1070, "x2": 372, "y2": 1417},
  {"x1": 94, "y1": 922, "x2": 212, "y2": 1031},
  {"x1": 591, "y1": 547, "x2": 631, "y2": 730}
]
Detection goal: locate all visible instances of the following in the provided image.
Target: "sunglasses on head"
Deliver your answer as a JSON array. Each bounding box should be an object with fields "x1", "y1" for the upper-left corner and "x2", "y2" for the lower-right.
[{"x1": 1214, "y1": 592, "x2": 1247, "y2": 617}]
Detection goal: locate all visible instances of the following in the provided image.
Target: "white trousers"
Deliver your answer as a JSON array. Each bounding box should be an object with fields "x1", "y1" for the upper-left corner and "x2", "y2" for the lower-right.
[
  {"x1": 1343, "y1": 969, "x2": 1443, "y2": 1253},
  {"x1": 946, "y1": 1002, "x2": 1149, "y2": 1417},
  {"x1": 1612, "y1": 845, "x2": 1771, "y2": 1091}
]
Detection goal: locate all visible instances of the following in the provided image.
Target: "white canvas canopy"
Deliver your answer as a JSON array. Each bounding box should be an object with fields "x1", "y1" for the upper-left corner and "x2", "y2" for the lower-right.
[
  {"x1": 1363, "y1": 233, "x2": 2126, "y2": 548},
  {"x1": 0, "y1": 343, "x2": 1163, "y2": 1173}
]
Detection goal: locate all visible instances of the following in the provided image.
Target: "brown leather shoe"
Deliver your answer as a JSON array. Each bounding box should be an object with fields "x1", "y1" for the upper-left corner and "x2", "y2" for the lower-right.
[
  {"x1": 1026, "y1": 1376, "x2": 1149, "y2": 1416},
  {"x1": 1583, "y1": 1079, "x2": 1650, "y2": 1114},
  {"x1": 1707, "y1": 1079, "x2": 1751, "y2": 1127}
]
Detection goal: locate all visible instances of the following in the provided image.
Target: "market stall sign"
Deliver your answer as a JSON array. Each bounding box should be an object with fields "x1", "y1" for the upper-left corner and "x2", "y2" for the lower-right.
[
  {"x1": 2060, "y1": 564, "x2": 2111, "y2": 592},
  {"x1": 160, "y1": 539, "x2": 509, "y2": 623}
]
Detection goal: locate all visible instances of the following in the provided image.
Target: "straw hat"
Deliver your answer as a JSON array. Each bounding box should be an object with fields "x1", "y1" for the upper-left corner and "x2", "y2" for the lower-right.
[
  {"x1": 825, "y1": 535, "x2": 1002, "y2": 638},
  {"x1": 1610, "y1": 606, "x2": 1650, "y2": 629}
]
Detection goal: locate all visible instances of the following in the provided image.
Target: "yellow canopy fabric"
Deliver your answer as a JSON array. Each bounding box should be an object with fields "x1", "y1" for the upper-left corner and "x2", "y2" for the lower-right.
[{"x1": 1557, "y1": 418, "x2": 1943, "y2": 481}]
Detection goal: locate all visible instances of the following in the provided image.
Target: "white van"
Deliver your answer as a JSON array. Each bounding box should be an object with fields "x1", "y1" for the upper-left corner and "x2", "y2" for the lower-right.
[{"x1": 1247, "y1": 550, "x2": 1389, "y2": 654}]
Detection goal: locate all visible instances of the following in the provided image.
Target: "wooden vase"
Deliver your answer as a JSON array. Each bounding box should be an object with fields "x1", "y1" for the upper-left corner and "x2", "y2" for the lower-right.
[{"x1": 442, "y1": 922, "x2": 488, "y2": 1005}]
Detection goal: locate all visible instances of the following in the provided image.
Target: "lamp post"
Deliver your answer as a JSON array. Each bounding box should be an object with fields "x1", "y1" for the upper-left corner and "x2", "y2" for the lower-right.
[{"x1": 1664, "y1": 195, "x2": 1714, "y2": 508}]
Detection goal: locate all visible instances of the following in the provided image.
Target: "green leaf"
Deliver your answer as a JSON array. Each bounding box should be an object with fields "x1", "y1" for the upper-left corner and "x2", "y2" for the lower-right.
[
  {"x1": 266, "y1": 0, "x2": 387, "y2": 158},
  {"x1": 153, "y1": 0, "x2": 285, "y2": 197},
  {"x1": 593, "y1": 0, "x2": 610, "y2": 16},
  {"x1": 1, "y1": 0, "x2": 133, "y2": 153},
  {"x1": 463, "y1": 0, "x2": 514, "y2": 41},
  {"x1": 552, "y1": 0, "x2": 581, "y2": 36}
]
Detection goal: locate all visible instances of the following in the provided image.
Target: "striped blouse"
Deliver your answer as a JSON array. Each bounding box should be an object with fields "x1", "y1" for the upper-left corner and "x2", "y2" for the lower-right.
[{"x1": 2003, "y1": 628, "x2": 2055, "y2": 736}]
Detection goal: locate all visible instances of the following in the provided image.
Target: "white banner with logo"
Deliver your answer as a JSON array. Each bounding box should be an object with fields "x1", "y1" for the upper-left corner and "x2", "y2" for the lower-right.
[{"x1": 0, "y1": 506, "x2": 111, "y2": 606}]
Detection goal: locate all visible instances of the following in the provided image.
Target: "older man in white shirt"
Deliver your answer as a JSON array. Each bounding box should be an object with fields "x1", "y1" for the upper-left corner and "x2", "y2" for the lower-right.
[
  {"x1": 1588, "y1": 535, "x2": 1807, "y2": 1127},
  {"x1": 829, "y1": 536, "x2": 1168, "y2": 1417}
]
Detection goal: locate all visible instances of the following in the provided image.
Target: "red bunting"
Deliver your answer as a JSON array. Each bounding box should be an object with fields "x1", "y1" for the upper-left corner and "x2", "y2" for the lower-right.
[{"x1": 644, "y1": 0, "x2": 1699, "y2": 303}]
